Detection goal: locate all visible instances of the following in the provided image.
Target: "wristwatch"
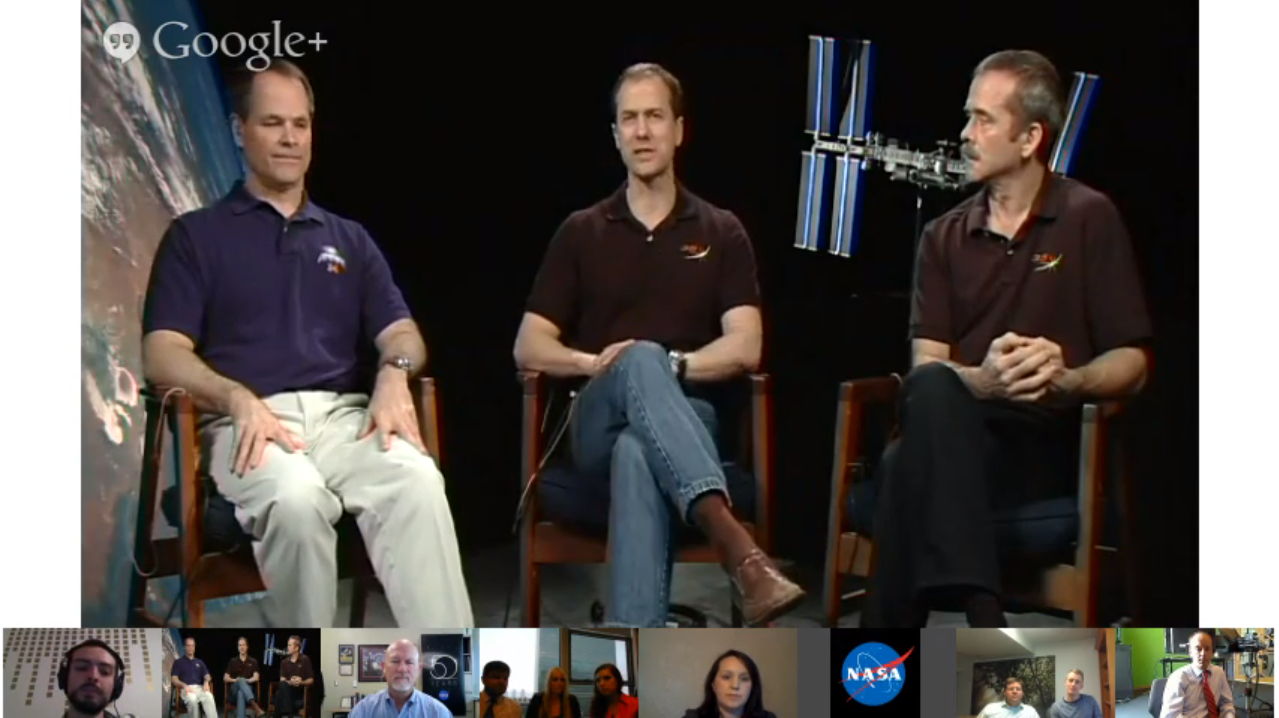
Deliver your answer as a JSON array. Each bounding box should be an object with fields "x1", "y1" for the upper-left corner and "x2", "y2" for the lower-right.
[
  {"x1": 668, "y1": 349, "x2": 687, "y2": 380},
  {"x1": 382, "y1": 355, "x2": 414, "y2": 373}
]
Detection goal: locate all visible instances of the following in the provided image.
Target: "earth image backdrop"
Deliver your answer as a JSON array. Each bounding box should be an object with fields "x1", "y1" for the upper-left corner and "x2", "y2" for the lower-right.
[{"x1": 81, "y1": 0, "x2": 240, "y2": 625}]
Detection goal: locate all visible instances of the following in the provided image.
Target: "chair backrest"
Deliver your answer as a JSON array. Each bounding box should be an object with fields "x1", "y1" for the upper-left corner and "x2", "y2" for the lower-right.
[{"x1": 1147, "y1": 677, "x2": 1166, "y2": 718}]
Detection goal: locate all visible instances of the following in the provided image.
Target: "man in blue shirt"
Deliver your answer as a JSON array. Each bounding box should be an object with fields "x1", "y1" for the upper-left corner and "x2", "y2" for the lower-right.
[
  {"x1": 171, "y1": 636, "x2": 217, "y2": 716},
  {"x1": 142, "y1": 58, "x2": 472, "y2": 627},
  {"x1": 349, "y1": 639, "x2": 451, "y2": 718},
  {"x1": 978, "y1": 677, "x2": 1041, "y2": 718},
  {"x1": 1047, "y1": 669, "x2": 1102, "y2": 718}
]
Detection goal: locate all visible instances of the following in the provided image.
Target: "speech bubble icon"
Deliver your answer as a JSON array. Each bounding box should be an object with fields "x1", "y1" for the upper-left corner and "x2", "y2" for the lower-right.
[{"x1": 103, "y1": 21, "x2": 140, "y2": 63}]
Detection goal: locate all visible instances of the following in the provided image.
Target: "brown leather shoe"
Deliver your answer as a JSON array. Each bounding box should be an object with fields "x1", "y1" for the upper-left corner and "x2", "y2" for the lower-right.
[{"x1": 729, "y1": 548, "x2": 806, "y2": 626}]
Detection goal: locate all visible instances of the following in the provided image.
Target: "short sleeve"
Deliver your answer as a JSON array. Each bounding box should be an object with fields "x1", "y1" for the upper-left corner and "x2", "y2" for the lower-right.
[
  {"x1": 143, "y1": 219, "x2": 206, "y2": 343},
  {"x1": 357, "y1": 225, "x2": 412, "y2": 343},
  {"x1": 524, "y1": 215, "x2": 581, "y2": 332},
  {"x1": 1083, "y1": 195, "x2": 1153, "y2": 354},
  {"x1": 908, "y1": 221, "x2": 952, "y2": 344},
  {"x1": 716, "y1": 212, "x2": 762, "y2": 314}
]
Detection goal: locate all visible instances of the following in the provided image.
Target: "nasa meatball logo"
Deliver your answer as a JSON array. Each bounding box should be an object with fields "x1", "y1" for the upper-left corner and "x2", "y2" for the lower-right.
[{"x1": 840, "y1": 641, "x2": 914, "y2": 706}]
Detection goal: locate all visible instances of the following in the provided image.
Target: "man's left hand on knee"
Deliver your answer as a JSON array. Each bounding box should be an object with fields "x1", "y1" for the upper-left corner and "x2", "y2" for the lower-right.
[{"x1": 360, "y1": 371, "x2": 427, "y2": 453}]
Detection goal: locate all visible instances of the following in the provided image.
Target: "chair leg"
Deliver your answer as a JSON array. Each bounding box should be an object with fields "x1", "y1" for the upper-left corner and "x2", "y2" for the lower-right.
[
  {"x1": 522, "y1": 562, "x2": 540, "y2": 627},
  {"x1": 186, "y1": 589, "x2": 204, "y2": 628},
  {"x1": 824, "y1": 579, "x2": 840, "y2": 627},
  {"x1": 349, "y1": 577, "x2": 367, "y2": 627}
]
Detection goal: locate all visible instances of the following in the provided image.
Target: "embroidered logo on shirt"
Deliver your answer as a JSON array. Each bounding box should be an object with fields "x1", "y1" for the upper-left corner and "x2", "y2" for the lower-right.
[
  {"x1": 317, "y1": 245, "x2": 347, "y2": 274},
  {"x1": 1031, "y1": 252, "x2": 1063, "y2": 272},
  {"x1": 680, "y1": 242, "x2": 711, "y2": 260}
]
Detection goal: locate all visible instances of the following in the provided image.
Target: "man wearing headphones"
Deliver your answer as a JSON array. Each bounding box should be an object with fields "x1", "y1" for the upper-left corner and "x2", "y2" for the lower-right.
[{"x1": 59, "y1": 638, "x2": 125, "y2": 718}]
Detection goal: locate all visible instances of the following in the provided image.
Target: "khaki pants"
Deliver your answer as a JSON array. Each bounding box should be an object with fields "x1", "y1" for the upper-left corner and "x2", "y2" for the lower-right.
[
  {"x1": 180, "y1": 686, "x2": 218, "y2": 717},
  {"x1": 200, "y1": 391, "x2": 474, "y2": 626}
]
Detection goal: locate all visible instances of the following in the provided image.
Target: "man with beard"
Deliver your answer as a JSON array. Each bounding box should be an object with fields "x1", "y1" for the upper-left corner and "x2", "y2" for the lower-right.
[
  {"x1": 59, "y1": 639, "x2": 125, "y2": 718},
  {"x1": 349, "y1": 639, "x2": 450, "y2": 717},
  {"x1": 862, "y1": 48, "x2": 1152, "y2": 627}
]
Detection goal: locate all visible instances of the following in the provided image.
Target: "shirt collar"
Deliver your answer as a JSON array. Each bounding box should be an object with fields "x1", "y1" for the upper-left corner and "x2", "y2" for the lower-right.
[
  {"x1": 964, "y1": 168, "x2": 1064, "y2": 239},
  {"x1": 603, "y1": 180, "x2": 700, "y2": 224},
  {"x1": 382, "y1": 688, "x2": 422, "y2": 705},
  {"x1": 225, "y1": 179, "x2": 326, "y2": 224}
]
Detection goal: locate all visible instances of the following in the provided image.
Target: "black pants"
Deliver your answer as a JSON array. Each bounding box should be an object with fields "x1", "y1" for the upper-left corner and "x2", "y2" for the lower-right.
[
  {"x1": 274, "y1": 682, "x2": 304, "y2": 717},
  {"x1": 862, "y1": 362, "x2": 1080, "y2": 626}
]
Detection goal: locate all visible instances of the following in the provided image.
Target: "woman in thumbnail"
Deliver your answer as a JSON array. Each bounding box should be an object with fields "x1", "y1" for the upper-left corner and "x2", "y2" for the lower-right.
[
  {"x1": 588, "y1": 663, "x2": 638, "y2": 718},
  {"x1": 683, "y1": 649, "x2": 777, "y2": 718},
  {"x1": 525, "y1": 666, "x2": 581, "y2": 718}
]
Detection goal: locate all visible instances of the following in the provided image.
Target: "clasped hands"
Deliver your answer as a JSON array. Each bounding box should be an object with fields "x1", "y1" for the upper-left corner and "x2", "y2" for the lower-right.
[{"x1": 972, "y1": 331, "x2": 1081, "y2": 403}]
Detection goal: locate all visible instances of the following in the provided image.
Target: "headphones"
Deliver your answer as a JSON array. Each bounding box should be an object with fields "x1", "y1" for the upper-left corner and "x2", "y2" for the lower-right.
[{"x1": 58, "y1": 639, "x2": 126, "y2": 703}]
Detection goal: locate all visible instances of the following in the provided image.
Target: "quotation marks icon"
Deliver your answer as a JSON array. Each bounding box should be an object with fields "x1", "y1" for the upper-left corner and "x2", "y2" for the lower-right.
[{"x1": 103, "y1": 21, "x2": 140, "y2": 63}]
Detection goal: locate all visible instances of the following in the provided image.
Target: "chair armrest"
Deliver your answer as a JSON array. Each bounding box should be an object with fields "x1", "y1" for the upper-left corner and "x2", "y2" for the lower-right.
[
  {"x1": 841, "y1": 375, "x2": 904, "y2": 408},
  {"x1": 412, "y1": 376, "x2": 441, "y2": 460}
]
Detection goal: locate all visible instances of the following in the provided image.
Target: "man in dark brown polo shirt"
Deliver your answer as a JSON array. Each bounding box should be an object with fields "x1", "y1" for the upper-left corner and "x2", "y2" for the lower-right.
[
  {"x1": 862, "y1": 49, "x2": 1152, "y2": 627},
  {"x1": 223, "y1": 636, "x2": 262, "y2": 718},
  {"x1": 274, "y1": 636, "x2": 314, "y2": 718},
  {"x1": 513, "y1": 62, "x2": 804, "y2": 627}
]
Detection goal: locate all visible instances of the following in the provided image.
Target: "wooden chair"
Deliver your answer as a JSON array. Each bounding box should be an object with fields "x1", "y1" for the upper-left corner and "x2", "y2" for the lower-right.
[
  {"x1": 821, "y1": 374, "x2": 1132, "y2": 627},
  {"x1": 516, "y1": 371, "x2": 777, "y2": 627},
  {"x1": 128, "y1": 377, "x2": 443, "y2": 627},
  {"x1": 223, "y1": 678, "x2": 263, "y2": 717}
]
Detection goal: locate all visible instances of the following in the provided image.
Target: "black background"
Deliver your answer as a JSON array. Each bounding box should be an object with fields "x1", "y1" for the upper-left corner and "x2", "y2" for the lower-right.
[
  {"x1": 177, "y1": 628, "x2": 322, "y2": 712},
  {"x1": 830, "y1": 628, "x2": 921, "y2": 716},
  {"x1": 189, "y1": 4, "x2": 1198, "y2": 625}
]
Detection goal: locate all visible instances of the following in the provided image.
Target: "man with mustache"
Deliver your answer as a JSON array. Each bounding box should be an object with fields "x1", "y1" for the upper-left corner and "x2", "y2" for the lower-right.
[
  {"x1": 477, "y1": 661, "x2": 520, "y2": 718},
  {"x1": 60, "y1": 639, "x2": 124, "y2": 718},
  {"x1": 141, "y1": 57, "x2": 472, "y2": 628},
  {"x1": 862, "y1": 49, "x2": 1152, "y2": 627},
  {"x1": 513, "y1": 62, "x2": 804, "y2": 627},
  {"x1": 348, "y1": 639, "x2": 451, "y2": 717}
]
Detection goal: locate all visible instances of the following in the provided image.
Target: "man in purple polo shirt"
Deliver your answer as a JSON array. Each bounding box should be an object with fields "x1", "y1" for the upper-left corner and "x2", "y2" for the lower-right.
[
  {"x1": 861, "y1": 49, "x2": 1152, "y2": 627},
  {"x1": 142, "y1": 58, "x2": 472, "y2": 627},
  {"x1": 171, "y1": 636, "x2": 217, "y2": 716}
]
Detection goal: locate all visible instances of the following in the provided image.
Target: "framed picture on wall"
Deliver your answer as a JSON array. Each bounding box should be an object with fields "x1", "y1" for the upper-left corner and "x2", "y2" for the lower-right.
[
  {"x1": 339, "y1": 644, "x2": 355, "y2": 665},
  {"x1": 339, "y1": 664, "x2": 353, "y2": 676},
  {"x1": 359, "y1": 645, "x2": 386, "y2": 682}
]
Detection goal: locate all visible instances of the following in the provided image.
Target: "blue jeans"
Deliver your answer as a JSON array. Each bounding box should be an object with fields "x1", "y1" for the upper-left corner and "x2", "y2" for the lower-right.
[
  {"x1": 569, "y1": 341, "x2": 730, "y2": 626},
  {"x1": 230, "y1": 677, "x2": 253, "y2": 717}
]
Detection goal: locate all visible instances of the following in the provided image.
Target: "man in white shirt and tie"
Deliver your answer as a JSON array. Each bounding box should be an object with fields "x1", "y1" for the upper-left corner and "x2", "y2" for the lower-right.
[{"x1": 1161, "y1": 631, "x2": 1236, "y2": 718}]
